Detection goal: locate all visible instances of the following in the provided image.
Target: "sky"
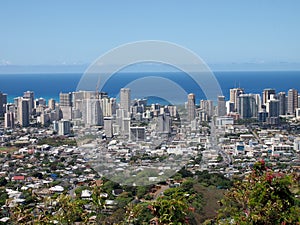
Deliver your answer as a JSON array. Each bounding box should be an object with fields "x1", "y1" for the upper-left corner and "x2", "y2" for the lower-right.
[{"x1": 1, "y1": 0, "x2": 300, "y2": 69}]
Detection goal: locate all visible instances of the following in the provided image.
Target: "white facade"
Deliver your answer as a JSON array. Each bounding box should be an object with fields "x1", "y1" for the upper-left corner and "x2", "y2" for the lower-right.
[
  {"x1": 82, "y1": 98, "x2": 103, "y2": 126},
  {"x1": 216, "y1": 116, "x2": 234, "y2": 127},
  {"x1": 104, "y1": 117, "x2": 113, "y2": 138},
  {"x1": 58, "y1": 120, "x2": 71, "y2": 135},
  {"x1": 294, "y1": 138, "x2": 300, "y2": 152},
  {"x1": 120, "y1": 88, "x2": 131, "y2": 113}
]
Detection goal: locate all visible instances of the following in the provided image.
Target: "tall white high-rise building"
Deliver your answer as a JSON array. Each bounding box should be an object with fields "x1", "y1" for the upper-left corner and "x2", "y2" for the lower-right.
[
  {"x1": 23, "y1": 91, "x2": 34, "y2": 114},
  {"x1": 217, "y1": 96, "x2": 226, "y2": 117},
  {"x1": 200, "y1": 100, "x2": 213, "y2": 118},
  {"x1": 4, "y1": 112, "x2": 15, "y2": 129},
  {"x1": 104, "y1": 117, "x2": 113, "y2": 138},
  {"x1": 120, "y1": 88, "x2": 131, "y2": 113},
  {"x1": 262, "y1": 88, "x2": 276, "y2": 106},
  {"x1": 100, "y1": 97, "x2": 112, "y2": 117},
  {"x1": 122, "y1": 117, "x2": 131, "y2": 136},
  {"x1": 253, "y1": 94, "x2": 262, "y2": 112},
  {"x1": 230, "y1": 88, "x2": 244, "y2": 112},
  {"x1": 82, "y1": 98, "x2": 103, "y2": 126},
  {"x1": 17, "y1": 98, "x2": 30, "y2": 127},
  {"x1": 116, "y1": 108, "x2": 130, "y2": 135},
  {"x1": 60, "y1": 92, "x2": 73, "y2": 120},
  {"x1": 48, "y1": 99, "x2": 56, "y2": 110},
  {"x1": 35, "y1": 98, "x2": 46, "y2": 108},
  {"x1": 110, "y1": 98, "x2": 117, "y2": 115},
  {"x1": 58, "y1": 120, "x2": 71, "y2": 135},
  {"x1": 187, "y1": 93, "x2": 196, "y2": 122},
  {"x1": 59, "y1": 92, "x2": 72, "y2": 106},
  {"x1": 226, "y1": 101, "x2": 234, "y2": 114},
  {"x1": 287, "y1": 89, "x2": 298, "y2": 115},
  {"x1": 167, "y1": 105, "x2": 177, "y2": 117}
]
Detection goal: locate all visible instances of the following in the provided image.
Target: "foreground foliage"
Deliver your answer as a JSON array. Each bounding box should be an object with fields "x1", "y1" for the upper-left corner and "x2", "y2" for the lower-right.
[
  {"x1": 215, "y1": 160, "x2": 300, "y2": 225},
  {"x1": 5, "y1": 161, "x2": 299, "y2": 224}
]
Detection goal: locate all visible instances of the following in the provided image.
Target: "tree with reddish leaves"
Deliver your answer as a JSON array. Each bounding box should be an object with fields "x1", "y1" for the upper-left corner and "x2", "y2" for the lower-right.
[{"x1": 215, "y1": 160, "x2": 300, "y2": 225}]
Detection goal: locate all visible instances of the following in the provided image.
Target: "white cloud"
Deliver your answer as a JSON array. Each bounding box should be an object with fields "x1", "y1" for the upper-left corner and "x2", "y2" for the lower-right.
[{"x1": 0, "y1": 59, "x2": 12, "y2": 65}]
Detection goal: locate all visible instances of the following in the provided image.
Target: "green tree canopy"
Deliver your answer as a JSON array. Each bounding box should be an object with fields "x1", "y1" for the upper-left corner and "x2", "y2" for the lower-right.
[{"x1": 215, "y1": 160, "x2": 300, "y2": 225}]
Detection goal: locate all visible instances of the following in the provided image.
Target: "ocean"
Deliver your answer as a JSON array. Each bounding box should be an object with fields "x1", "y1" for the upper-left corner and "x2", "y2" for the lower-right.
[{"x1": 1, "y1": 71, "x2": 300, "y2": 104}]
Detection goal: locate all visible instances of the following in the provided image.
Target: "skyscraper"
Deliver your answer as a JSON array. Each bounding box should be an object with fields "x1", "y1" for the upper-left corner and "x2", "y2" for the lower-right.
[
  {"x1": 287, "y1": 89, "x2": 298, "y2": 115},
  {"x1": 120, "y1": 88, "x2": 131, "y2": 113},
  {"x1": 266, "y1": 98, "x2": 280, "y2": 124},
  {"x1": 0, "y1": 92, "x2": 6, "y2": 117},
  {"x1": 217, "y1": 96, "x2": 226, "y2": 117},
  {"x1": 262, "y1": 88, "x2": 276, "y2": 105},
  {"x1": 82, "y1": 98, "x2": 103, "y2": 126},
  {"x1": 59, "y1": 92, "x2": 72, "y2": 106},
  {"x1": 230, "y1": 88, "x2": 244, "y2": 112},
  {"x1": 226, "y1": 101, "x2": 234, "y2": 114},
  {"x1": 35, "y1": 98, "x2": 46, "y2": 107},
  {"x1": 116, "y1": 108, "x2": 130, "y2": 135},
  {"x1": 157, "y1": 113, "x2": 171, "y2": 134},
  {"x1": 110, "y1": 98, "x2": 117, "y2": 115},
  {"x1": 58, "y1": 120, "x2": 71, "y2": 135},
  {"x1": 104, "y1": 117, "x2": 113, "y2": 138},
  {"x1": 266, "y1": 97, "x2": 279, "y2": 117},
  {"x1": 23, "y1": 91, "x2": 34, "y2": 114},
  {"x1": 4, "y1": 112, "x2": 15, "y2": 129},
  {"x1": 238, "y1": 94, "x2": 257, "y2": 119},
  {"x1": 129, "y1": 127, "x2": 146, "y2": 141},
  {"x1": 200, "y1": 100, "x2": 213, "y2": 118},
  {"x1": 100, "y1": 97, "x2": 113, "y2": 117},
  {"x1": 18, "y1": 98, "x2": 30, "y2": 127},
  {"x1": 187, "y1": 93, "x2": 196, "y2": 121},
  {"x1": 60, "y1": 92, "x2": 72, "y2": 120},
  {"x1": 48, "y1": 99, "x2": 56, "y2": 110},
  {"x1": 277, "y1": 92, "x2": 286, "y2": 115},
  {"x1": 253, "y1": 94, "x2": 262, "y2": 112}
]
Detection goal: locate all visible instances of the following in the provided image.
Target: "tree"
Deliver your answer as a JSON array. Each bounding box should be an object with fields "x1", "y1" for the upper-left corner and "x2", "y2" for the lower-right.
[
  {"x1": 45, "y1": 194, "x2": 89, "y2": 224},
  {"x1": 136, "y1": 186, "x2": 149, "y2": 199},
  {"x1": 126, "y1": 188, "x2": 197, "y2": 224},
  {"x1": 180, "y1": 179, "x2": 195, "y2": 192},
  {"x1": 31, "y1": 172, "x2": 43, "y2": 179},
  {"x1": 0, "y1": 188, "x2": 8, "y2": 206},
  {"x1": 0, "y1": 177, "x2": 7, "y2": 187},
  {"x1": 215, "y1": 160, "x2": 300, "y2": 225}
]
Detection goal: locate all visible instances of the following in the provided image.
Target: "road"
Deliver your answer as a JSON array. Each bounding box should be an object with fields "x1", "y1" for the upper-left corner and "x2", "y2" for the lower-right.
[
  {"x1": 153, "y1": 185, "x2": 170, "y2": 199},
  {"x1": 209, "y1": 120, "x2": 232, "y2": 165}
]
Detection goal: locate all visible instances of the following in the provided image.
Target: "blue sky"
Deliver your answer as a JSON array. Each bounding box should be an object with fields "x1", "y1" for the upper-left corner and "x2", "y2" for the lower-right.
[{"x1": 1, "y1": 0, "x2": 300, "y2": 67}]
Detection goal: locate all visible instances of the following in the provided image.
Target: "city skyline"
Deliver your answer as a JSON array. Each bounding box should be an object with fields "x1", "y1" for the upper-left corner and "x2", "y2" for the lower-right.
[
  {"x1": 1, "y1": 1, "x2": 300, "y2": 223},
  {"x1": 3, "y1": 84, "x2": 300, "y2": 123}
]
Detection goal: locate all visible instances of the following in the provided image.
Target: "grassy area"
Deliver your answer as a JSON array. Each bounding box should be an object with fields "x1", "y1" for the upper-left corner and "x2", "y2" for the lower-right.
[
  {"x1": 0, "y1": 147, "x2": 18, "y2": 153},
  {"x1": 37, "y1": 137, "x2": 77, "y2": 147},
  {"x1": 193, "y1": 184, "x2": 225, "y2": 223}
]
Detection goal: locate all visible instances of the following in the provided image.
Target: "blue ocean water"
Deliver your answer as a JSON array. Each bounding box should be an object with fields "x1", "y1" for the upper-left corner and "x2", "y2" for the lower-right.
[{"x1": 0, "y1": 71, "x2": 300, "y2": 104}]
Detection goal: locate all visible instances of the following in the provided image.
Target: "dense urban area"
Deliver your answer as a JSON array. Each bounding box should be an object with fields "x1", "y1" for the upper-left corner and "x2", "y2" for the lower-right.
[{"x1": 0, "y1": 87, "x2": 299, "y2": 224}]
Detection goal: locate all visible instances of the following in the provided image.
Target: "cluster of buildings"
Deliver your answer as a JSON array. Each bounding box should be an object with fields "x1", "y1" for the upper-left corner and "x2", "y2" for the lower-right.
[
  {"x1": 183, "y1": 88, "x2": 300, "y2": 178},
  {"x1": 206, "y1": 123, "x2": 300, "y2": 178},
  {"x1": 1, "y1": 88, "x2": 176, "y2": 140},
  {"x1": 1, "y1": 85, "x2": 300, "y2": 179},
  {"x1": 0, "y1": 84, "x2": 300, "y2": 222},
  {"x1": 212, "y1": 88, "x2": 300, "y2": 125},
  {"x1": 2, "y1": 86, "x2": 299, "y2": 134}
]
